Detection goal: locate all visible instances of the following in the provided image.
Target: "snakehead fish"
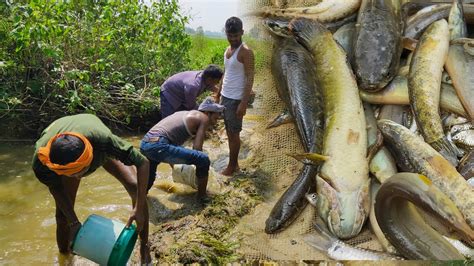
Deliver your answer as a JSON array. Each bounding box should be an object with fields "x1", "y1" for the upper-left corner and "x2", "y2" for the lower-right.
[
  {"x1": 445, "y1": 0, "x2": 474, "y2": 121},
  {"x1": 405, "y1": 3, "x2": 474, "y2": 39},
  {"x1": 408, "y1": 19, "x2": 459, "y2": 166},
  {"x1": 289, "y1": 18, "x2": 369, "y2": 239},
  {"x1": 378, "y1": 119, "x2": 474, "y2": 229},
  {"x1": 352, "y1": 0, "x2": 403, "y2": 92},
  {"x1": 264, "y1": 33, "x2": 325, "y2": 233},
  {"x1": 359, "y1": 75, "x2": 468, "y2": 117},
  {"x1": 375, "y1": 172, "x2": 473, "y2": 259},
  {"x1": 248, "y1": 0, "x2": 361, "y2": 23}
]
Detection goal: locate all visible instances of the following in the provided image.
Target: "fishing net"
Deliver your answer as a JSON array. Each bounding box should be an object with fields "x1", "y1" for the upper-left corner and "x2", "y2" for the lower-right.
[{"x1": 232, "y1": 0, "x2": 387, "y2": 261}]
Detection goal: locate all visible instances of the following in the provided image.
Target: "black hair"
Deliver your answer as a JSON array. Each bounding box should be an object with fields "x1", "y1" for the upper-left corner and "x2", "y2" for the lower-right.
[
  {"x1": 202, "y1": 64, "x2": 223, "y2": 80},
  {"x1": 225, "y1": 16, "x2": 243, "y2": 33},
  {"x1": 49, "y1": 134, "x2": 85, "y2": 165}
]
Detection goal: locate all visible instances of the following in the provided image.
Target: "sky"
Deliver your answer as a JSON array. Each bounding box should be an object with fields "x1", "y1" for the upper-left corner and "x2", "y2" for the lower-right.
[{"x1": 178, "y1": 0, "x2": 249, "y2": 32}]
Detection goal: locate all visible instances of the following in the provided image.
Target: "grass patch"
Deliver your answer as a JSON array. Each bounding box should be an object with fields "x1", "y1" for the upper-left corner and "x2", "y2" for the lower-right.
[{"x1": 149, "y1": 169, "x2": 272, "y2": 264}]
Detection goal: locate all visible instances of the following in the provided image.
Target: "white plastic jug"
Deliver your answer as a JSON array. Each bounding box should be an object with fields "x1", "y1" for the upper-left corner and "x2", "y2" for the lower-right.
[{"x1": 172, "y1": 164, "x2": 198, "y2": 189}]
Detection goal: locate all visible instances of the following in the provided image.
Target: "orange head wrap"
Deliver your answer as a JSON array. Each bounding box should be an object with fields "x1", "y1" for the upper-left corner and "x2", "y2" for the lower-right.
[{"x1": 37, "y1": 132, "x2": 93, "y2": 176}]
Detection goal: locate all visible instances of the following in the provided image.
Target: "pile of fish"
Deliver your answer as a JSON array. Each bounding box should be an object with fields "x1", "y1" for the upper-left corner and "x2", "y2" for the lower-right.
[{"x1": 251, "y1": 0, "x2": 474, "y2": 260}]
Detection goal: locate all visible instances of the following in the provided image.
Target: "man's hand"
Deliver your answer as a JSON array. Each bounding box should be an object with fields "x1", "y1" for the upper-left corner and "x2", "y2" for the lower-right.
[
  {"x1": 236, "y1": 101, "x2": 247, "y2": 119},
  {"x1": 126, "y1": 207, "x2": 146, "y2": 232}
]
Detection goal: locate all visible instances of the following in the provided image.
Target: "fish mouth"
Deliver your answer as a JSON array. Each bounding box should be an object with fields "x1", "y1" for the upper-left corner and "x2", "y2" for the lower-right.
[
  {"x1": 265, "y1": 211, "x2": 294, "y2": 234},
  {"x1": 265, "y1": 217, "x2": 281, "y2": 234},
  {"x1": 359, "y1": 78, "x2": 391, "y2": 93},
  {"x1": 265, "y1": 201, "x2": 298, "y2": 234},
  {"x1": 317, "y1": 176, "x2": 370, "y2": 239},
  {"x1": 263, "y1": 17, "x2": 292, "y2": 38}
]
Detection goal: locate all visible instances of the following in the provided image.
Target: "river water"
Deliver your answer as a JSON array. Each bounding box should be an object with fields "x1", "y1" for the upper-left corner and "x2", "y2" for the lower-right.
[{"x1": 0, "y1": 137, "x2": 178, "y2": 265}]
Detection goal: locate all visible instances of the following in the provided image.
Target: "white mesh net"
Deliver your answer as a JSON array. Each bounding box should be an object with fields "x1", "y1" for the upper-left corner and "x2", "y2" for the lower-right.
[{"x1": 233, "y1": 0, "x2": 387, "y2": 260}]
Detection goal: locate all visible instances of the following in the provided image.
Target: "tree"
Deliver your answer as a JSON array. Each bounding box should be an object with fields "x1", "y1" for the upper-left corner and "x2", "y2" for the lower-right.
[
  {"x1": 0, "y1": 0, "x2": 192, "y2": 136},
  {"x1": 196, "y1": 26, "x2": 204, "y2": 36}
]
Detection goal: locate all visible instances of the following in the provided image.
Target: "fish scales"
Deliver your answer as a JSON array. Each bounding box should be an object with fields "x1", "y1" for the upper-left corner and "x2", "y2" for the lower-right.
[
  {"x1": 290, "y1": 18, "x2": 369, "y2": 239},
  {"x1": 251, "y1": 0, "x2": 361, "y2": 23},
  {"x1": 408, "y1": 19, "x2": 459, "y2": 165},
  {"x1": 378, "y1": 119, "x2": 474, "y2": 229},
  {"x1": 359, "y1": 75, "x2": 468, "y2": 117},
  {"x1": 374, "y1": 172, "x2": 473, "y2": 259},
  {"x1": 265, "y1": 36, "x2": 325, "y2": 233}
]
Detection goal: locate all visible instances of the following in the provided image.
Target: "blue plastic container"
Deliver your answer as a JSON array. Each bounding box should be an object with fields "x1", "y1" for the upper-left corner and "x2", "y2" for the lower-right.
[{"x1": 72, "y1": 214, "x2": 138, "y2": 266}]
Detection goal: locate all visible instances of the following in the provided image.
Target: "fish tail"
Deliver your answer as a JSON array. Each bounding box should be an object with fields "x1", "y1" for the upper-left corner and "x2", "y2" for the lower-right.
[
  {"x1": 303, "y1": 222, "x2": 335, "y2": 251},
  {"x1": 430, "y1": 137, "x2": 461, "y2": 166},
  {"x1": 289, "y1": 18, "x2": 326, "y2": 50}
]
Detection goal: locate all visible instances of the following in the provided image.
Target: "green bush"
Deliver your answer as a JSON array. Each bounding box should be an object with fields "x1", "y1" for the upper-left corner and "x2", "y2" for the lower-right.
[{"x1": 0, "y1": 0, "x2": 191, "y2": 136}]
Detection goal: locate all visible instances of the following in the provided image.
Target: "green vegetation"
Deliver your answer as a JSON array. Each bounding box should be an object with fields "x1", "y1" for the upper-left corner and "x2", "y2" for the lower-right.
[
  {"x1": 150, "y1": 170, "x2": 271, "y2": 264},
  {"x1": 0, "y1": 0, "x2": 191, "y2": 136},
  {"x1": 0, "y1": 0, "x2": 270, "y2": 138},
  {"x1": 189, "y1": 35, "x2": 227, "y2": 70}
]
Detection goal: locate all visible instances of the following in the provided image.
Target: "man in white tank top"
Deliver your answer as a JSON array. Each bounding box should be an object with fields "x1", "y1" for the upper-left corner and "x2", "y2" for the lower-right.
[{"x1": 216, "y1": 17, "x2": 255, "y2": 176}]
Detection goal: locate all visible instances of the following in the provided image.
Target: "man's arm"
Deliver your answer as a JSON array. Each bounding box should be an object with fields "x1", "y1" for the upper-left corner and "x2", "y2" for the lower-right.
[
  {"x1": 192, "y1": 114, "x2": 210, "y2": 151},
  {"x1": 215, "y1": 47, "x2": 229, "y2": 102},
  {"x1": 107, "y1": 135, "x2": 151, "y2": 263},
  {"x1": 126, "y1": 159, "x2": 149, "y2": 233},
  {"x1": 214, "y1": 76, "x2": 224, "y2": 102},
  {"x1": 236, "y1": 48, "x2": 255, "y2": 118},
  {"x1": 106, "y1": 135, "x2": 149, "y2": 232}
]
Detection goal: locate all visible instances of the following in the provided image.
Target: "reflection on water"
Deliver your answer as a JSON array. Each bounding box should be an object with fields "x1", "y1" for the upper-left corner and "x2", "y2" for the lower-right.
[
  {"x1": 0, "y1": 137, "x2": 175, "y2": 265},
  {"x1": 0, "y1": 135, "x2": 225, "y2": 264}
]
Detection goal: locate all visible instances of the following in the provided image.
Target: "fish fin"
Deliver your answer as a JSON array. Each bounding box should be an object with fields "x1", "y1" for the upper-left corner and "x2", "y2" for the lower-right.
[
  {"x1": 303, "y1": 222, "x2": 335, "y2": 252},
  {"x1": 266, "y1": 110, "x2": 293, "y2": 129},
  {"x1": 288, "y1": 153, "x2": 329, "y2": 165},
  {"x1": 430, "y1": 137, "x2": 461, "y2": 166}
]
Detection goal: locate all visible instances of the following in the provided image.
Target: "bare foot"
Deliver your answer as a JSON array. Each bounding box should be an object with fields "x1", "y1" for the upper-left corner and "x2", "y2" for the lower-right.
[
  {"x1": 221, "y1": 166, "x2": 239, "y2": 176},
  {"x1": 57, "y1": 252, "x2": 75, "y2": 265},
  {"x1": 197, "y1": 193, "x2": 212, "y2": 205}
]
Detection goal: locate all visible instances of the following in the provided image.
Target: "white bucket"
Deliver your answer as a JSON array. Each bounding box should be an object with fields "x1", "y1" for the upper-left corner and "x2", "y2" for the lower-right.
[
  {"x1": 72, "y1": 214, "x2": 137, "y2": 266},
  {"x1": 172, "y1": 164, "x2": 198, "y2": 189}
]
